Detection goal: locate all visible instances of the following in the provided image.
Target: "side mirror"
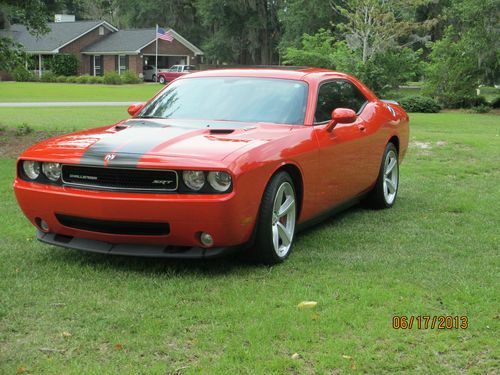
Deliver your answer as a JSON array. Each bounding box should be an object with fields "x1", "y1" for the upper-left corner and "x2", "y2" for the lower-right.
[
  {"x1": 326, "y1": 108, "x2": 357, "y2": 132},
  {"x1": 127, "y1": 102, "x2": 145, "y2": 117}
]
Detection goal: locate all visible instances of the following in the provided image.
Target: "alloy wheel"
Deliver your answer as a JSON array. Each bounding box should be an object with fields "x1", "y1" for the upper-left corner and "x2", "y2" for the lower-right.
[
  {"x1": 271, "y1": 181, "x2": 296, "y2": 257},
  {"x1": 383, "y1": 150, "x2": 399, "y2": 205}
]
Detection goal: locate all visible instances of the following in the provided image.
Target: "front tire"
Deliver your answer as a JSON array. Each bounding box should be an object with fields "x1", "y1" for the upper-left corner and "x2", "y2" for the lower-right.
[
  {"x1": 366, "y1": 142, "x2": 399, "y2": 209},
  {"x1": 152, "y1": 74, "x2": 156, "y2": 82},
  {"x1": 159, "y1": 76, "x2": 166, "y2": 84},
  {"x1": 252, "y1": 171, "x2": 297, "y2": 265}
]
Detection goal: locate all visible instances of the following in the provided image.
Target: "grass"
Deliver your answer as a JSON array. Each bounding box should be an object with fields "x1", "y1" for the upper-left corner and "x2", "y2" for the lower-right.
[
  {"x1": 0, "y1": 110, "x2": 499, "y2": 374},
  {"x1": 0, "y1": 106, "x2": 128, "y2": 132},
  {"x1": 0, "y1": 82, "x2": 162, "y2": 102}
]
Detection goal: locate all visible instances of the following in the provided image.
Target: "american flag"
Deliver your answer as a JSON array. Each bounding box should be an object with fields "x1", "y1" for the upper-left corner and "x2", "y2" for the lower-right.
[{"x1": 157, "y1": 27, "x2": 174, "y2": 42}]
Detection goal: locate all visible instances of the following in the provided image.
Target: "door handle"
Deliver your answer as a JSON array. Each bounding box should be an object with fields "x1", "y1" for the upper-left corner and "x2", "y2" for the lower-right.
[{"x1": 358, "y1": 125, "x2": 366, "y2": 131}]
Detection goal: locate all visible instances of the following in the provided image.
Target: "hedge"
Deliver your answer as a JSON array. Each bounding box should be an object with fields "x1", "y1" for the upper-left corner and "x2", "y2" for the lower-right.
[{"x1": 398, "y1": 95, "x2": 441, "y2": 113}]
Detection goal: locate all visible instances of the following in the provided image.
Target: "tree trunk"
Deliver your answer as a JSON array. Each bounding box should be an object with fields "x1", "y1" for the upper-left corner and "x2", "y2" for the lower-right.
[{"x1": 259, "y1": 0, "x2": 270, "y2": 65}]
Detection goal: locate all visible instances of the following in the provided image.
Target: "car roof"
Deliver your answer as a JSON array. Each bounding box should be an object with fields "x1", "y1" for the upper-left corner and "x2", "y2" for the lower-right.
[
  {"x1": 177, "y1": 68, "x2": 377, "y2": 101},
  {"x1": 185, "y1": 68, "x2": 349, "y2": 81}
]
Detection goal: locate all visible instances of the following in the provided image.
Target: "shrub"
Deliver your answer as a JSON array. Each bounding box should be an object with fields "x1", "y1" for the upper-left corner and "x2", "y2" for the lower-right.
[
  {"x1": 121, "y1": 70, "x2": 140, "y2": 84},
  {"x1": 11, "y1": 65, "x2": 35, "y2": 82},
  {"x1": 49, "y1": 54, "x2": 79, "y2": 76},
  {"x1": 76, "y1": 75, "x2": 90, "y2": 84},
  {"x1": 491, "y1": 96, "x2": 500, "y2": 109},
  {"x1": 398, "y1": 95, "x2": 441, "y2": 113},
  {"x1": 439, "y1": 94, "x2": 489, "y2": 109},
  {"x1": 88, "y1": 76, "x2": 103, "y2": 84},
  {"x1": 56, "y1": 75, "x2": 68, "y2": 83},
  {"x1": 41, "y1": 71, "x2": 58, "y2": 82},
  {"x1": 103, "y1": 71, "x2": 122, "y2": 85},
  {"x1": 65, "y1": 76, "x2": 78, "y2": 83},
  {"x1": 471, "y1": 105, "x2": 491, "y2": 113},
  {"x1": 15, "y1": 123, "x2": 34, "y2": 136}
]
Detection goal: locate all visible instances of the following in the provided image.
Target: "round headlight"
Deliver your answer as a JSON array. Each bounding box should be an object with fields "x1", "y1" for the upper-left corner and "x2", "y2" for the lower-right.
[
  {"x1": 22, "y1": 160, "x2": 41, "y2": 180},
  {"x1": 207, "y1": 171, "x2": 232, "y2": 192},
  {"x1": 183, "y1": 170, "x2": 205, "y2": 191},
  {"x1": 42, "y1": 162, "x2": 62, "y2": 181}
]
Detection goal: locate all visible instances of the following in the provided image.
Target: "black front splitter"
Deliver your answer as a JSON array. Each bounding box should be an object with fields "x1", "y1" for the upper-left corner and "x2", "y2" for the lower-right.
[{"x1": 36, "y1": 230, "x2": 241, "y2": 259}]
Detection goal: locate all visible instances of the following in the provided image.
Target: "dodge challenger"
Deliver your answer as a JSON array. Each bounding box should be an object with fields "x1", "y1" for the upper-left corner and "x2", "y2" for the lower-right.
[{"x1": 13, "y1": 68, "x2": 409, "y2": 264}]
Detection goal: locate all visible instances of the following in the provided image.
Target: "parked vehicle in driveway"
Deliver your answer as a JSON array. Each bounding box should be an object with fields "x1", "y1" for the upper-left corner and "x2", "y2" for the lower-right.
[
  {"x1": 142, "y1": 65, "x2": 161, "y2": 82},
  {"x1": 13, "y1": 68, "x2": 409, "y2": 264},
  {"x1": 157, "y1": 65, "x2": 197, "y2": 83}
]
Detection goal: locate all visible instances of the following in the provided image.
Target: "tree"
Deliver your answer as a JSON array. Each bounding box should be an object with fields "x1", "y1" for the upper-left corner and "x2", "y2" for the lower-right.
[
  {"x1": 0, "y1": 0, "x2": 57, "y2": 34},
  {"x1": 283, "y1": 1, "x2": 429, "y2": 94},
  {"x1": 282, "y1": 29, "x2": 336, "y2": 68},
  {"x1": 113, "y1": 0, "x2": 203, "y2": 45},
  {"x1": 0, "y1": 1, "x2": 63, "y2": 71},
  {"x1": 196, "y1": 0, "x2": 281, "y2": 65},
  {"x1": 278, "y1": 0, "x2": 336, "y2": 51},
  {"x1": 425, "y1": 0, "x2": 499, "y2": 106},
  {"x1": 329, "y1": 0, "x2": 432, "y2": 63}
]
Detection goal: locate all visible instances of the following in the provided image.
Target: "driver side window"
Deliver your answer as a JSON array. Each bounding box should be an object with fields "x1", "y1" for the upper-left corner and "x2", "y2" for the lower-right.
[{"x1": 314, "y1": 80, "x2": 368, "y2": 123}]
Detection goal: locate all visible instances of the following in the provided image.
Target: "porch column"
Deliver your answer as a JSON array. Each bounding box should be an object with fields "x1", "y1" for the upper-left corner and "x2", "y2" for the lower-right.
[{"x1": 38, "y1": 54, "x2": 42, "y2": 78}]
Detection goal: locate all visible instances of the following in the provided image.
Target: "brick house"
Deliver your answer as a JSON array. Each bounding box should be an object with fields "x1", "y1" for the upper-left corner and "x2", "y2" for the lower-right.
[{"x1": 0, "y1": 17, "x2": 203, "y2": 79}]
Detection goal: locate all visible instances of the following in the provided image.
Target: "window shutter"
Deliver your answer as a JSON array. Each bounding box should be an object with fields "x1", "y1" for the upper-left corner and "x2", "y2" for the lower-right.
[
  {"x1": 125, "y1": 55, "x2": 129, "y2": 71},
  {"x1": 115, "y1": 56, "x2": 118, "y2": 72}
]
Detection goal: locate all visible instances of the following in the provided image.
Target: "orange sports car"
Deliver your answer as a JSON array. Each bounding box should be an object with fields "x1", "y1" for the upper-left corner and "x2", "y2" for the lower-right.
[{"x1": 13, "y1": 68, "x2": 409, "y2": 264}]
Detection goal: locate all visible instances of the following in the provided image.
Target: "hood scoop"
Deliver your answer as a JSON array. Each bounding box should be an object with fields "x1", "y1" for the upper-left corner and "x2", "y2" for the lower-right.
[
  {"x1": 114, "y1": 124, "x2": 130, "y2": 131},
  {"x1": 209, "y1": 129, "x2": 235, "y2": 135}
]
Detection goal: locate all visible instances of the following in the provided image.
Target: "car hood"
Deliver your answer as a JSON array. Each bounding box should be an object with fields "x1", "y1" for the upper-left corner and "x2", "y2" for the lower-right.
[{"x1": 22, "y1": 118, "x2": 294, "y2": 166}]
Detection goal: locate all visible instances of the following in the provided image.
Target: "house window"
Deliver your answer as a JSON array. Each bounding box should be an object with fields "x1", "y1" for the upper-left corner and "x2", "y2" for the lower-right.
[
  {"x1": 115, "y1": 55, "x2": 128, "y2": 74},
  {"x1": 99, "y1": 26, "x2": 104, "y2": 36},
  {"x1": 93, "y1": 55, "x2": 102, "y2": 76},
  {"x1": 117, "y1": 55, "x2": 129, "y2": 74}
]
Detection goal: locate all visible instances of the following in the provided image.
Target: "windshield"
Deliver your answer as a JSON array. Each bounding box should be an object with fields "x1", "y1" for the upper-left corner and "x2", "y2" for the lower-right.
[{"x1": 139, "y1": 77, "x2": 308, "y2": 124}]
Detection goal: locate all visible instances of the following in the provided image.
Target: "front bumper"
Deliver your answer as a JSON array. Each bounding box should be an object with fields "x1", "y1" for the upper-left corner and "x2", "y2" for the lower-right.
[
  {"x1": 14, "y1": 179, "x2": 260, "y2": 252},
  {"x1": 37, "y1": 231, "x2": 241, "y2": 259}
]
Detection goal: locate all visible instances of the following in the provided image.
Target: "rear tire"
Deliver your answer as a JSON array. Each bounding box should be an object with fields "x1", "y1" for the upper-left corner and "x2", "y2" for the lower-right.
[
  {"x1": 251, "y1": 171, "x2": 297, "y2": 265},
  {"x1": 365, "y1": 142, "x2": 399, "y2": 209},
  {"x1": 152, "y1": 74, "x2": 156, "y2": 82}
]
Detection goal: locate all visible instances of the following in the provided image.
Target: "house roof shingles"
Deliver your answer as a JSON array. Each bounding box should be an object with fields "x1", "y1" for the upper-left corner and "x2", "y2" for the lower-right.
[
  {"x1": 0, "y1": 21, "x2": 111, "y2": 53},
  {"x1": 82, "y1": 29, "x2": 155, "y2": 54},
  {"x1": 0, "y1": 22, "x2": 203, "y2": 56}
]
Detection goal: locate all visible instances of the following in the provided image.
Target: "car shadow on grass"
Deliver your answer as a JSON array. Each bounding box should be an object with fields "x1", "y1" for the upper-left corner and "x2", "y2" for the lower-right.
[
  {"x1": 43, "y1": 245, "x2": 264, "y2": 277},
  {"x1": 38, "y1": 197, "x2": 410, "y2": 276},
  {"x1": 41, "y1": 204, "x2": 370, "y2": 276}
]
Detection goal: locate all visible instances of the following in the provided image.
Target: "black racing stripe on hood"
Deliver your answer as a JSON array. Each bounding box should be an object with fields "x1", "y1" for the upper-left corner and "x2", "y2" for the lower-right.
[{"x1": 79, "y1": 122, "x2": 195, "y2": 167}]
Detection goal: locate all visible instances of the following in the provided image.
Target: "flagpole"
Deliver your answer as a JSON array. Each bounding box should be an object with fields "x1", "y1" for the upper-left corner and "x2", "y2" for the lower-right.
[{"x1": 155, "y1": 24, "x2": 158, "y2": 82}]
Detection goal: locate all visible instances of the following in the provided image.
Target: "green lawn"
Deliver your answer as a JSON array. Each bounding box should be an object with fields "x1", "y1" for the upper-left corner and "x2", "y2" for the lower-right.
[
  {"x1": 0, "y1": 110, "x2": 499, "y2": 374},
  {"x1": 0, "y1": 106, "x2": 128, "y2": 132},
  {"x1": 0, "y1": 82, "x2": 162, "y2": 102}
]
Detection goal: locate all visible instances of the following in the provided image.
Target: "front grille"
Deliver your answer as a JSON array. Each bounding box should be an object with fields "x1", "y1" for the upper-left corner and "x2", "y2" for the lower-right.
[
  {"x1": 56, "y1": 214, "x2": 170, "y2": 236},
  {"x1": 62, "y1": 165, "x2": 178, "y2": 192}
]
